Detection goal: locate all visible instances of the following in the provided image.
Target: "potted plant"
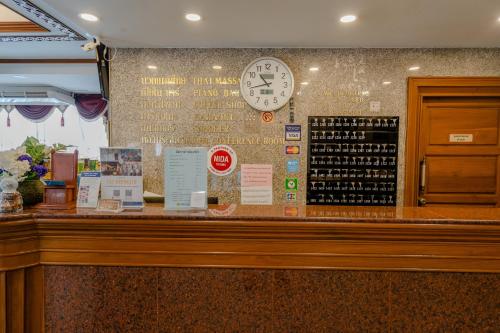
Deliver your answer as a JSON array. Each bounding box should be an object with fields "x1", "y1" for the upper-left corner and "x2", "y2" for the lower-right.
[{"x1": 13, "y1": 137, "x2": 66, "y2": 206}]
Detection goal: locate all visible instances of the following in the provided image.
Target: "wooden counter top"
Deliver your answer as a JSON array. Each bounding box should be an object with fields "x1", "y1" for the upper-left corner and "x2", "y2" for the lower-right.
[
  {"x1": 1, "y1": 205, "x2": 500, "y2": 273},
  {"x1": 3, "y1": 204, "x2": 500, "y2": 224}
]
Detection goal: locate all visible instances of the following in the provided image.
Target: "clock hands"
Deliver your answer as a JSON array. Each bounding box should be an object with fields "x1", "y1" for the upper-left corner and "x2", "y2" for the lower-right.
[
  {"x1": 250, "y1": 83, "x2": 271, "y2": 89},
  {"x1": 259, "y1": 74, "x2": 271, "y2": 87},
  {"x1": 250, "y1": 74, "x2": 273, "y2": 89}
]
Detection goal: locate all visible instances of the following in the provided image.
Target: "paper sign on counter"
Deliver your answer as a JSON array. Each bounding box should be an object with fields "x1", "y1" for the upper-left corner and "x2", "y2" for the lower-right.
[{"x1": 241, "y1": 164, "x2": 273, "y2": 205}]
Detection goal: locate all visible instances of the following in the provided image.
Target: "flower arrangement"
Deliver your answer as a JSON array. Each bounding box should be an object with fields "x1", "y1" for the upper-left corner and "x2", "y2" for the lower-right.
[{"x1": 0, "y1": 137, "x2": 66, "y2": 182}]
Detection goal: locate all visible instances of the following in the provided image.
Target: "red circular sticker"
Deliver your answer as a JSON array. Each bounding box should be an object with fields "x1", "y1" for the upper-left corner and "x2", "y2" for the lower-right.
[
  {"x1": 211, "y1": 150, "x2": 232, "y2": 171},
  {"x1": 207, "y1": 145, "x2": 237, "y2": 176}
]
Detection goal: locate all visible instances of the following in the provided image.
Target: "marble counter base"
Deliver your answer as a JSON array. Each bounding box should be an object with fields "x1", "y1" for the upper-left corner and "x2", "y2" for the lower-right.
[{"x1": 45, "y1": 266, "x2": 499, "y2": 333}]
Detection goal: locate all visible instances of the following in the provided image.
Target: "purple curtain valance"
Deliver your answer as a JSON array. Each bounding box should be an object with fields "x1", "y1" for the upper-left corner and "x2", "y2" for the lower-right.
[
  {"x1": 15, "y1": 105, "x2": 54, "y2": 122},
  {"x1": 75, "y1": 94, "x2": 108, "y2": 120}
]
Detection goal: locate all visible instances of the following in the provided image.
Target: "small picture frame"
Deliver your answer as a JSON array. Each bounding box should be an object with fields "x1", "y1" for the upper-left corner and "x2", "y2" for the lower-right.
[{"x1": 96, "y1": 199, "x2": 123, "y2": 213}]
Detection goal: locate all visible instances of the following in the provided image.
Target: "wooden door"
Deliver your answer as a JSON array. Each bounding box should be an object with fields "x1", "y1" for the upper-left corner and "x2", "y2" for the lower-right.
[{"x1": 405, "y1": 78, "x2": 500, "y2": 207}]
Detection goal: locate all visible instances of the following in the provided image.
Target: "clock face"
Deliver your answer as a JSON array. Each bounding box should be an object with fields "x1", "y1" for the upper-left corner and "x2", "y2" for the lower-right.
[{"x1": 240, "y1": 57, "x2": 294, "y2": 112}]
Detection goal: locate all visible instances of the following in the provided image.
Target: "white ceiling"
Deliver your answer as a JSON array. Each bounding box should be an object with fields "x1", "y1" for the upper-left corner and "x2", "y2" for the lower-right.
[
  {"x1": 40, "y1": 0, "x2": 500, "y2": 48},
  {"x1": 1, "y1": 0, "x2": 499, "y2": 94}
]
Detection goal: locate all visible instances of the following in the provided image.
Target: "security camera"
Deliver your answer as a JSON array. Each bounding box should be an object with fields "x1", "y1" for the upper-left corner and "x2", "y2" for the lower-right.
[{"x1": 81, "y1": 38, "x2": 100, "y2": 52}]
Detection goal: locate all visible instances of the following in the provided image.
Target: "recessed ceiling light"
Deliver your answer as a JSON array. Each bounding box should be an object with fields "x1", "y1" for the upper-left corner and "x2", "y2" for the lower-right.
[
  {"x1": 185, "y1": 13, "x2": 201, "y2": 22},
  {"x1": 383, "y1": 81, "x2": 392, "y2": 85},
  {"x1": 147, "y1": 65, "x2": 157, "y2": 70},
  {"x1": 340, "y1": 15, "x2": 357, "y2": 23},
  {"x1": 301, "y1": 82, "x2": 309, "y2": 85},
  {"x1": 497, "y1": 17, "x2": 500, "y2": 22},
  {"x1": 212, "y1": 65, "x2": 222, "y2": 70},
  {"x1": 79, "y1": 13, "x2": 99, "y2": 22},
  {"x1": 408, "y1": 66, "x2": 420, "y2": 71},
  {"x1": 309, "y1": 67, "x2": 319, "y2": 72}
]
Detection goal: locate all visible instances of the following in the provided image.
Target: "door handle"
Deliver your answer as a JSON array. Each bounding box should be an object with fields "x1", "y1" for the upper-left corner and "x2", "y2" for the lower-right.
[
  {"x1": 419, "y1": 157, "x2": 426, "y2": 194},
  {"x1": 418, "y1": 197, "x2": 427, "y2": 206}
]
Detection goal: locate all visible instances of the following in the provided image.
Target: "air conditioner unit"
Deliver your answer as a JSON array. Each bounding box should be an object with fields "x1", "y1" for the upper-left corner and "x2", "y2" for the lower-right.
[{"x1": 0, "y1": 86, "x2": 74, "y2": 105}]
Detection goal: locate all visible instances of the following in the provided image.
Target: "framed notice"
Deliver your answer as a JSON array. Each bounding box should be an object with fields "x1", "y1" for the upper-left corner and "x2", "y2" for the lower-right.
[
  {"x1": 165, "y1": 147, "x2": 208, "y2": 210},
  {"x1": 241, "y1": 164, "x2": 273, "y2": 205},
  {"x1": 77, "y1": 171, "x2": 101, "y2": 208},
  {"x1": 100, "y1": 148, "x2": 144, "y2": 209}
]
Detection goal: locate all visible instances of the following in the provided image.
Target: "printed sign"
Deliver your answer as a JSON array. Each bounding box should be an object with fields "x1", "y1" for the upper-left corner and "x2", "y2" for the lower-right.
[
  {"x1": 208, "y1": 145, "x2": 237, "y2": 176},
  {"x1": 165, "y1": 147, "x2": 208, "y2": 210},
  {"x1": 77, "y1": 171, "x2": 101, "y2": 208},
  {"x1": 261, "y1": 111, "x2": 274, "y2": 123},
  {"x1": 285, "y1": 145, "x2": 300, "y2": 155},
  {"x1": 449, "y1": 134, "x2": 473, "y2": 143},
  {"x1": 100, "y1": 148, "x2": 143, "y2": 209},
  {"x1": 285, "y1": 177, "x2": 298, "y2": 191},
  {"x1": 285, "y1": 192, "x2": 297, "y2": 202},
  {"x1": 241, "y1": 164, "x2": 273, "y2": 205},
  {"x1": 286, "y1": 159, "x2": 299, "y2": 173},
  {"x1": 285, "y1": 124, "x2": 301, "y2": 141}
]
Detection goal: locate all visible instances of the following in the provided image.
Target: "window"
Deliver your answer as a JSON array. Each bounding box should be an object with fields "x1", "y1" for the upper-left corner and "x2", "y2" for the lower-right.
[{"x1": 0, "y1": 105, "x2": 108, "y2": 159}]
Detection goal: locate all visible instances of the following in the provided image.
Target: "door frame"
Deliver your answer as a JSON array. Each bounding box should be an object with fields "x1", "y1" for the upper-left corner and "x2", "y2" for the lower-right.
[{"x1": 404, "y1": 77, "x2": 500, "y2": 206}]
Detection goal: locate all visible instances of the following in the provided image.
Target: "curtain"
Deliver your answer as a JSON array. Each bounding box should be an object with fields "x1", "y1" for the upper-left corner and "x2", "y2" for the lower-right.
[
  {"x1": 15, "y1": 105, "x2": 54, "y2": 123},
  {"x1": 74, "y1": 94, "x2": 108, "y2": 120}
]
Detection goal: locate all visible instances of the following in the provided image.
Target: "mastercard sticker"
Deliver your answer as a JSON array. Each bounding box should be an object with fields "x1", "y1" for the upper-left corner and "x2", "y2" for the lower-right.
[{"x1": 285, "y1": 145, "x2": 300, "y2": 155}]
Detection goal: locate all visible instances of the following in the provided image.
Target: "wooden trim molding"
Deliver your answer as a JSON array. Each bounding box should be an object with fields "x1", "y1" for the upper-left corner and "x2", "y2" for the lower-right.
[
  {"x1": 0, "y1": 22, "x2": 47, "y2": 33},
  {"x1": 405, "y1": 77, "x2": 500, "y2": 206},
  {"x1": 1, "y1": 214, "x2": 500, "y2": 273}
]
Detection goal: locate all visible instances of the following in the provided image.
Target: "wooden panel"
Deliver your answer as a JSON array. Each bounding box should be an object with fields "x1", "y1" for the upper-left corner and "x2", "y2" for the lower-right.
[
  {"x1": 427, "y1": 156, "x2": 497, "y2": 193},
  {"x1": 0, "y1": 22, "x2": 46, "y2": 33},
  {"x1": 6, "y1": 269, "x2": 24, "y2": 333},
  {"x1": 405, "y1": 77, "x2": 500, "y2": 206},
  {"x1": 25, "y1": 266, "x2": 44, "y2": 333},
  {"x1": 429, "y1": 108, "x2": 498, "y2": 145},
  {"x1": 0, "y1": 272, "x2": 5, "y2": 333}
]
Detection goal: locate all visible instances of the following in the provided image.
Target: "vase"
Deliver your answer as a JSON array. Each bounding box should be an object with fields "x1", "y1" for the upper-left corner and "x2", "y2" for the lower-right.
[
  {"x1": 18, "y1": 179, "x2": 44, "y2": 206},
  {"x1": 0, "y1": 176, "x2": 23, "y2": 213}
]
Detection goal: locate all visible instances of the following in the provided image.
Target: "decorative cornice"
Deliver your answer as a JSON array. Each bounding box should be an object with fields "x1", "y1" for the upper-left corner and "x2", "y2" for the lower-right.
[{"x1": 0, "y1": 0, "x2": 86, "y2": 42}]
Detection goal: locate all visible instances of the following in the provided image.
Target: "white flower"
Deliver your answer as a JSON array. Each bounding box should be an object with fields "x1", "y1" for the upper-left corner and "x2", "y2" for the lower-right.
[{"x1": 0, "y1": 146, "x2": 31, "y2": 181}]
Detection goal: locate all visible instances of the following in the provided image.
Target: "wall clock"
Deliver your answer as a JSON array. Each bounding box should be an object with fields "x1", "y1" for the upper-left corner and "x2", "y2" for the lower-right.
[{"x1": 240, "y1": 57, "x2": 294, "y2": 112}]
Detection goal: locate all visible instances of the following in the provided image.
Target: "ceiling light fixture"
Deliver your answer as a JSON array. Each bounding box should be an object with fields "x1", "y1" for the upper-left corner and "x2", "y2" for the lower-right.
[
  {"x1": 309, "y1": 67, "x2": 319, "y2": 72},
  {"x1": 212, "y1": 65, "x2": 222, "y2": 70},
  {"x1": 79, "y1": 13, "x2": 99, "y2": 22},
  {"x1": 185, "y1": 13, "x2": 201, "y2": 22},
  {"x1": 408, "y1": 66, "x2": 420, "y2": 71},
  {"x1": 147, "y1": 65, "x2": 158, "y2": 70},
  {"x1": 340, "y1": 15, "x2": 357, "y2": 23},
  {"x1": 383, "y1": 81, "x2": 392, "y2": 85},
  {"x1": 301, "y1": 82, "x2": 309, "y2": 85}
]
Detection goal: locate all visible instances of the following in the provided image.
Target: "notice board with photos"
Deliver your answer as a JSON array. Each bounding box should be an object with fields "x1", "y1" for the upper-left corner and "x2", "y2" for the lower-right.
[{"x1": 307, "y1": 116, "x2": 399, "y2": 206}]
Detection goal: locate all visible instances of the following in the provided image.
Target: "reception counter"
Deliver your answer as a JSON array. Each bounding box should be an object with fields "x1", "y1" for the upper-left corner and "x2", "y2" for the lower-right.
[{"x1": 1, "y1": 205, "x2": 499, "y2": 332}]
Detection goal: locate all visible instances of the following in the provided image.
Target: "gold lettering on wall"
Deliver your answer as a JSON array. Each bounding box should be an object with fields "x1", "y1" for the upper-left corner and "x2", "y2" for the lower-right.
[
  {"x1": 192, "y1": 77, "x2": 240, "y2": 85},
  {"x1": 193, "y1": 124, "x2": 230, "y2": 133},
  {"x1": 140, "y1": 100, "x2": 182, "y2": 109},
  {"x1": 193, "y1": 100, "x2": 245, "y2": 109},
  {"x1": 193, "y1": 89, "x2": 219, "y2": 97},
  {"x1": 140, "y1": 112, "x2": 177, "y2": 121},
  {"x1": 141, "y1": 135, "x2": 284, "y2": 145},
  {"x1": 140, "y1": 88, "x2": 180, "y2": 97},
  {"x1": 141, "y1": 76, "x2": 187, "y2": 85},
  {"x1": 194, "y1": 113, "x2": 235, "y2": 121},
  {"x1": 141, "y1": 124, "x2": 177, "y2": 132}
]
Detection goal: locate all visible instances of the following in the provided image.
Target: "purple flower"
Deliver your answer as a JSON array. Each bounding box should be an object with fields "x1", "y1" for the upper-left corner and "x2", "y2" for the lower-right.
[
  {"x1": 18, "y1": 154, "x2": 33, "y2": 165},
  {"x1": 32, "y1": 164, "x2": 48, "y2": 178}
]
